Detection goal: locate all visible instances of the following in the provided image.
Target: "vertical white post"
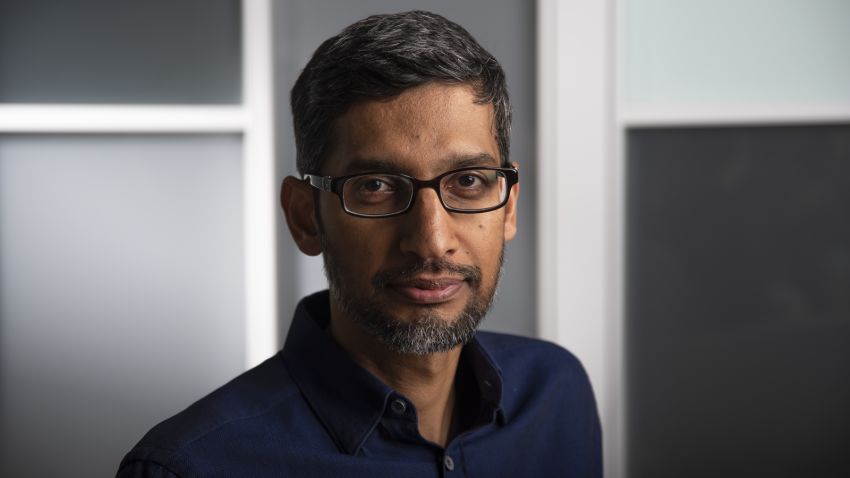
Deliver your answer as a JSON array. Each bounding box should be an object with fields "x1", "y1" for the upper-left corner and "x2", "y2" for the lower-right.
[
  {"x1": 537, "y1": 0, "x2": 622, "y2": 476},
  {"x1": 537, "y1": 0, "x2": 561, "y2": 344},
  {"x1": 242, "y1": 0, "x2": 279, "y2": 368}
]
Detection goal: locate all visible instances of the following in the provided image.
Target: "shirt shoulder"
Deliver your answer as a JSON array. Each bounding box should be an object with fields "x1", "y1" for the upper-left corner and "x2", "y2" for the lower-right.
[
  {"x1": 475, "y1": 330, "x2": 589, "y2": 381},
  {"x1": 474, "y1": 331, "x2": 597, "y2": 419},
  {"x1": 117, "y1": 352, "x2": 310, "y2": 476},
  {"x1": 468, "y1": 334, "x2": 601, "y2": 476}
]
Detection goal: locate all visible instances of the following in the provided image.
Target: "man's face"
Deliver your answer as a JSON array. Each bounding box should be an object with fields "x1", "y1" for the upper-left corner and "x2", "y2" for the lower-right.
[{"x1": 318, "y1": 82, "x2": 518, "y2": 354}]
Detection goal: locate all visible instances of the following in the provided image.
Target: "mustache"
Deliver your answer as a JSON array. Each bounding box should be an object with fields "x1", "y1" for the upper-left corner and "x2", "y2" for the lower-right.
[{"x1": 372, "y1": 259, "x2": 482, "y2": 289}]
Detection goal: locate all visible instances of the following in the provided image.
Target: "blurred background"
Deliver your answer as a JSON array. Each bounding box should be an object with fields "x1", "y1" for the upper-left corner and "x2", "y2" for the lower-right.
[{"x1": 0, "y1": 0, "x2": 847, "y2": 477}]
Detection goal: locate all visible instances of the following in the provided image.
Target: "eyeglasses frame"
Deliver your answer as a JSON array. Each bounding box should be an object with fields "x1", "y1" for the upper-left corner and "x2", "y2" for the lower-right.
[{"x1": 303, "y1": 166, "x2": 519, "y2": 218}]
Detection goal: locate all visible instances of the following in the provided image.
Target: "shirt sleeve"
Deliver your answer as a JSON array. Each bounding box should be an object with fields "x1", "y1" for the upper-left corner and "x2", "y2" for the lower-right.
[{"x1": 576, "y1": 353, "x2": 604, "y2": 477}]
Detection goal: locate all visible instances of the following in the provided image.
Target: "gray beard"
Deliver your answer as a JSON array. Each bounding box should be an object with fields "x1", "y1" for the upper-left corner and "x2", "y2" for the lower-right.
[{"x1": 322, "y1": 236, "x2": 503, "y2": 355}]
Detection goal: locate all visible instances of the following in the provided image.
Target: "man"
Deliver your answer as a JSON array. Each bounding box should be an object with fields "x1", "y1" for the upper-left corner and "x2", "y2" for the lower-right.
[{"x1": 118, "y1": 10, "x2": 600, "y2": 477}]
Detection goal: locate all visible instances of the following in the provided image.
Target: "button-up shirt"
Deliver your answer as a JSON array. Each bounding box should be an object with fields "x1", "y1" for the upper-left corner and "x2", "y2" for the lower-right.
[{"x1": 118, "y1": 291, "x2": 601, "y2": 477}]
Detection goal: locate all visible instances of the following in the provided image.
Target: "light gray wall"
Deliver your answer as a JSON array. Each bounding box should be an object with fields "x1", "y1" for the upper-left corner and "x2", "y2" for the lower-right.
[
  {"x1": 624, "y1": 0, "x2": 850, "y2": 105},
  {"x1": 274, "y1": 0, "x2": 538, "y2": 338},
  {"x1": 0, "y1": 135, "x2": 246, "y2": 477}
]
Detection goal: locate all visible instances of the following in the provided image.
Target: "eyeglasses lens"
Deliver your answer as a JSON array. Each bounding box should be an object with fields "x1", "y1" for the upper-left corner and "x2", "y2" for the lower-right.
[
  {"x1": 440, "y1": 169, "x2": 507, "y2": 211},
  {"x1": 342, "y1": 174, "x2": 414, "y2": 216}
]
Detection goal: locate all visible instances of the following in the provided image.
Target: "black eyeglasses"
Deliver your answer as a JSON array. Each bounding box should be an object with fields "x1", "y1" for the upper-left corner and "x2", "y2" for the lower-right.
[{"x1": 304, "y1": 166, "x2": 519, "y2": 218}]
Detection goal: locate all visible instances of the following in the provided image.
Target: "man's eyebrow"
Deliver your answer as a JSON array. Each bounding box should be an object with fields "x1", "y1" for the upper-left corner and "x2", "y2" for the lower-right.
[
  {"x1": 344, "y1": 153, "x2": 500, "y2": 175},
  {"x1": 344, "y1": 158, "x2": 400, "y2": 174},
  {"x1": 444, "y1": 153, "x2": 500, "y2": 169}
]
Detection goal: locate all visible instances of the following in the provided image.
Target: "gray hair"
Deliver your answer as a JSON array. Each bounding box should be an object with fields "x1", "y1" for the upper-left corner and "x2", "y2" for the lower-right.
[{"x1": 290, "y1": 10, "x2": 512, "y2": 175}]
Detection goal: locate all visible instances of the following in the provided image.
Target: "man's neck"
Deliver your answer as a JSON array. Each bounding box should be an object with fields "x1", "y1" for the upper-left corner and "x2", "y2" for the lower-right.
[{"x1": 328, "y1": 307, "x2": 461, "y2": 448}]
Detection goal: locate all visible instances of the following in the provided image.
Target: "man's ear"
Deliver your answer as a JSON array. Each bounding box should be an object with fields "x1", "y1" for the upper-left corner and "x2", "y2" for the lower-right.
[
  {"x1": 281, "y1": 176, "x2": 323, "y2": 256},
  {"x1": 503, "y1": 162, "x2": 519, "y2": 242}
]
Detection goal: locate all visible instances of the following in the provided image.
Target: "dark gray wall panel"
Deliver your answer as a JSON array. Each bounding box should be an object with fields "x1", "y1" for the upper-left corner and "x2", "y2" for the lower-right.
[
  {"x1": 0, "y1": 0, "x2": 241, "y2": 103},
  {"x1": 626, "y1": 125, "x2": 850, "y2": 477}
]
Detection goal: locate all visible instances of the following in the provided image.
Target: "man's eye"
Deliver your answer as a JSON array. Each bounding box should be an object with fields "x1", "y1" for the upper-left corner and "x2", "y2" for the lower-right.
[
  {"x1": 362, "y1": 179, "x2": 389, "y2": 192},
  {"x1": 449, "y1": 172, "x2": 489, "y2": 190},
  {"x1": 357, "y1": 178, "x2": 395, "y2": 193},
  {"x1": 347, "y1": 176, "x2": 400, "y2": 203},
  {"x1": 456, "y1": 175, "x2": 481, "y2": 188}
]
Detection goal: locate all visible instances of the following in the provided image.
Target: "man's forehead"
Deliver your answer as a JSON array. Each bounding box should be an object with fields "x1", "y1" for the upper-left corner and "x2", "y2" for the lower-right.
[
  {"x1": 357, "y1": 82, "x2": 476, "y2": 113},
  {"x1": 324, "y1": 83, "x2": 499, "y2": 176}
]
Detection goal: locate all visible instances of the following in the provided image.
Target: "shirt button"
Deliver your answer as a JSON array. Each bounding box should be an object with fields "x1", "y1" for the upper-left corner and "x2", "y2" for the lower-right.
[
  {"x1": 443, "y1": 455, "x2": 455, "y2": 471},
  {"x1": 390, "y1": 398, "x2": 407, "y2": 415}
]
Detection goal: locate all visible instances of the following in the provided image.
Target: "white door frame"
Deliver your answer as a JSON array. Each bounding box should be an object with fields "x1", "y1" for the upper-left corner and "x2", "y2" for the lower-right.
[{"x1": 537, "y1": 0, "x2": 623, "y2": 475}]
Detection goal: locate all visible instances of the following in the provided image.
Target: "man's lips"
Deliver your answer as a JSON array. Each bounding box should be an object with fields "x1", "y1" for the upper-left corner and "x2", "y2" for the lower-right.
[{"x1": 388, "y1": 277, "x2": 466, "y2": 304}]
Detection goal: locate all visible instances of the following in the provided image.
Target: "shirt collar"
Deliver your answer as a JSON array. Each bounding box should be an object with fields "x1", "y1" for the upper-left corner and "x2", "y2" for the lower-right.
[
  {"x1": 463, "y1": 334, "x2": 507, "y2": 426},
  {"x1": 282, "y1": 290, "x2": 506, "y2": 455}
]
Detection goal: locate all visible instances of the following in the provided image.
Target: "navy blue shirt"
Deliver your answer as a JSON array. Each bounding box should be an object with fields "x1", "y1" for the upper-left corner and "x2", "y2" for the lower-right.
[{"x1": 118, "y1": 291, "x2": 601, "y2": 477}]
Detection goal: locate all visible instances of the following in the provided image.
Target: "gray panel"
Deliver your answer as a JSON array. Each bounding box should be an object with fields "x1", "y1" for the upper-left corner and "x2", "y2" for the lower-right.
[
  {"x1": 274, "y1": 0, "x2": 537, "y2": 338},
  {"x1": 0, "y1": 0, "x2": 241, "y2": 103},
  {"x1": 0, "y1": 135, "x2": 245, "y2": 477},
  {"x1": 626, "y1": 126, "x2": 850, "y2": 477}
]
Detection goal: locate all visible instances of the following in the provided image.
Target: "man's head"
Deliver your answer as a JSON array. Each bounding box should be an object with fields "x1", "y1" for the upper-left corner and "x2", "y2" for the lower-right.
[{"x1": 283, "y1": 11, "x2": 518, "y2": 355}]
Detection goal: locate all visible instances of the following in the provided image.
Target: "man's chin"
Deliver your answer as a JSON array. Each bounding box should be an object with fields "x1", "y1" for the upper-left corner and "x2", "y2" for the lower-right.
[
  {"x1": 337, "y1": 292, "x2": 486, "y2": 355},
  {"x1": 383, "y1": 307, "x2": 461, "y2": 329},
  {"x1": 360, "y1": 308, "x2": 481, "y2": 355}
]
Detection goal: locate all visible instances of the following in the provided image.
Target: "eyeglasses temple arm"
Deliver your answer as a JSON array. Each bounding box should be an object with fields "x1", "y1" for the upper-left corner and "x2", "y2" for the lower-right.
[{"x1": 303, "y1": 174, "x2": 334, "y2": 192}]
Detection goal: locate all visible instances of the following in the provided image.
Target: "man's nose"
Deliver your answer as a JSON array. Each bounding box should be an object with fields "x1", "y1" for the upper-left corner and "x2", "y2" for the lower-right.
[{"x1": 397, "y1": 187, "x2": 459, "y2": 261}]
